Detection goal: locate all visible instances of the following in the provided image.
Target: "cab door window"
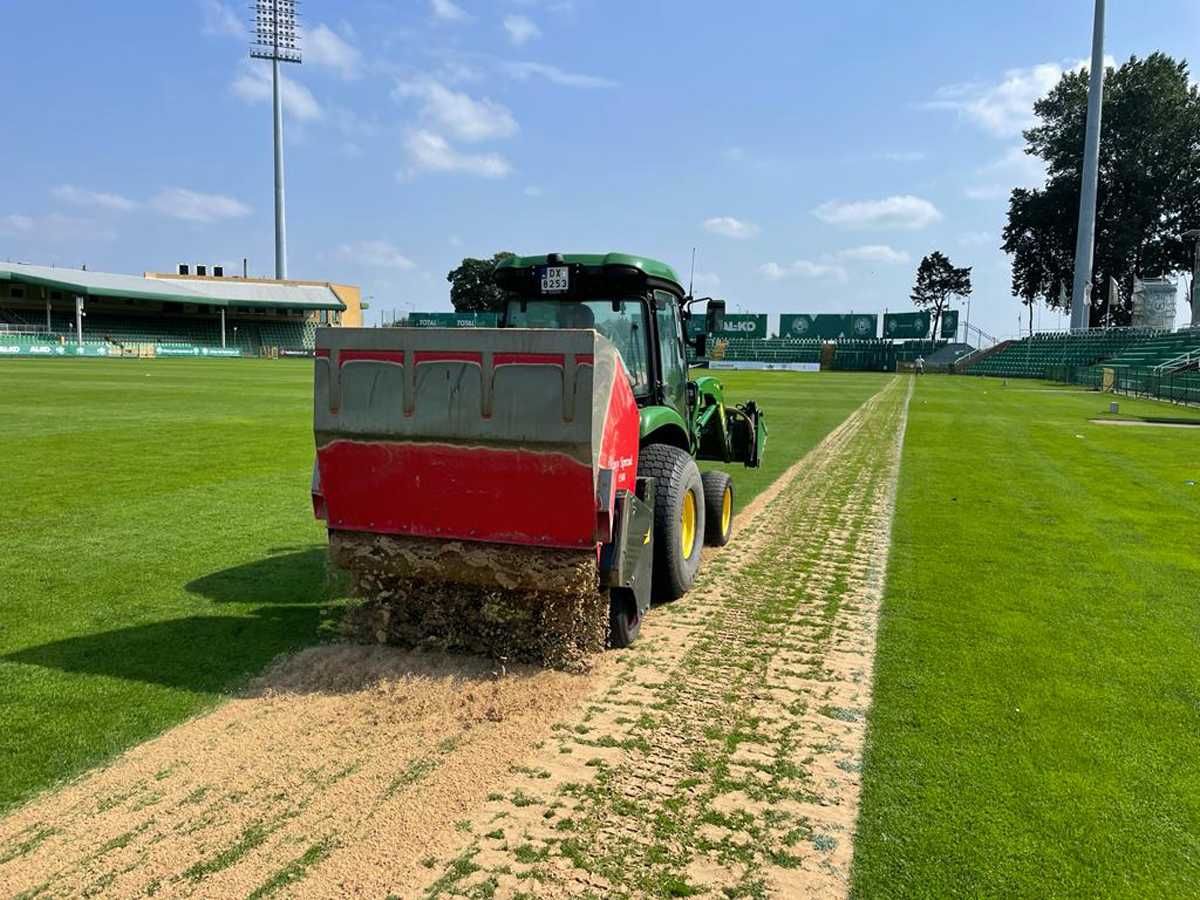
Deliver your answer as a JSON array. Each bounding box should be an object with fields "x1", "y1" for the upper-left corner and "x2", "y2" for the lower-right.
[{"x1": 654, "y1": 291, "x2": 687, "y2": 413}]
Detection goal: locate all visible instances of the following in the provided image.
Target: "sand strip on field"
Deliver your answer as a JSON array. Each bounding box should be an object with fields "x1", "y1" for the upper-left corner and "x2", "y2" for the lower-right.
[
  {"x1": 403, "y1": 375, "x2": 914, "y2": 899},
  {"x1": 0, "y1": 376, "x2": 907, "y2": 900}
]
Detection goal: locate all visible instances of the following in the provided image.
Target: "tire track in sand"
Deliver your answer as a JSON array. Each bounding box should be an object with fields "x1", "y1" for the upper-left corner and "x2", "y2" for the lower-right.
[{"x1": 0, "y1": 376, "x2": 908, "y2": 899}]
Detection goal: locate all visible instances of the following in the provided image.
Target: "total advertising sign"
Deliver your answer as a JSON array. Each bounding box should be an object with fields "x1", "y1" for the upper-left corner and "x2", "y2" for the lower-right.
[
  {"x1": 779, "y1": 314, "x2": 878, "y2": 340},
  {"x1": 408, "y1": 312, "x2": 500, "y2": 328},
  {"x1": 711, "y1": 314, "x2": 767, "y2": 339}
]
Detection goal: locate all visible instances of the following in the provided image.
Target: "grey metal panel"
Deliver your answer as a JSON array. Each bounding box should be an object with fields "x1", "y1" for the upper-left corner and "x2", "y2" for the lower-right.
[{"x1": 314, "y1": 327, "x2": 623, "y2": 474}]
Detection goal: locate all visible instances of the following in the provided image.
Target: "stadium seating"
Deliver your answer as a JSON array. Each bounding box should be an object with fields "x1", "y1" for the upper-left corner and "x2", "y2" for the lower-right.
[
  {"x1": 0, "y1": 306, "x2": 317, "y2": 352},
  {"x1": 711, "y1": 338, "x2": 822, "y2": 364},
  {"x1": 1092, "y1": 330, "x2": 1200, "y2": 372},
  {"x1": 831, "y1": 339, "x2": 896, "y2": 371},
  {"x1": 967, "y1": 329, "x2": 1151, "y2": 379}
]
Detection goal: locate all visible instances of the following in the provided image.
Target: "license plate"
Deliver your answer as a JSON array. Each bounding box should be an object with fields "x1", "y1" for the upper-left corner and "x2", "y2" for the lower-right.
[{"x1": 541, "y1": 266, "x2": 569, "y2": 293}]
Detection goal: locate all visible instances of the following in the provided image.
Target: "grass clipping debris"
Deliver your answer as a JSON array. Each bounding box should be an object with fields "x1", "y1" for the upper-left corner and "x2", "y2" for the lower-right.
[{"x1": 331, "y1": 531, "x2": 608, "y2": 671}]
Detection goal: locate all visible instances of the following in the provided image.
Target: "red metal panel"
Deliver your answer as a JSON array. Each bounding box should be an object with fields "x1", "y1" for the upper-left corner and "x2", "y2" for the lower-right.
[
  {"x1": 338, "y1": 349, "x2": 404, "y2": 366},
  {"x1": 596, "y1": 362, "x2": 640, "y2": 509},
  {"x1": 493, "y1": 352, "x2": 565, "y2": 367},
  {"x1": 317, "y1": 440, "x2": 597, "y2": 548}
]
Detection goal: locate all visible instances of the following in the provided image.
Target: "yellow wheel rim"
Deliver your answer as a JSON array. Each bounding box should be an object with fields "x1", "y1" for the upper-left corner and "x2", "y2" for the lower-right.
[
  {"x1": 721, "y1": 485, "x2": 732, "y2": 535},
  {"x1": 681, "y1": 491, "x2": 697, "y2": 558}
]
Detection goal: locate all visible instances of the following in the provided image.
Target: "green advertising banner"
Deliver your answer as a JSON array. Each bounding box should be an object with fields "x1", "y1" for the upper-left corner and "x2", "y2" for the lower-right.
[
  {"x1": 779, "y1": 314, "x2": 878, "y2": 340},
  {"x1": 155, "y1": 345, "x2": 244, "y2": 358},
  {"x1": 883, "y1": 311, "x2": 931, "y2": 339},
  {"x1": 0, "y1": 340, "x2": 114, "y2": 358},
  {"x1": 940, "y1": 310, "x2": 959, "y2": 339},
  {"x1": 712, "y1": 314, "x2": 767, "y2": 339},
  {"x1": 0, "y1": 340, "x2": 244, "y2": 358},
  {"x1": 408, "y1": 312, "x2": 500, "y2": 328}
]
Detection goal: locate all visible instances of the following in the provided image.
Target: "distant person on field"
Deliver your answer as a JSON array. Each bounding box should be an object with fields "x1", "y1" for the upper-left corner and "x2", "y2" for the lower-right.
[{"x1": 915, "y1": 355, "x2": 925, "y2": 375}]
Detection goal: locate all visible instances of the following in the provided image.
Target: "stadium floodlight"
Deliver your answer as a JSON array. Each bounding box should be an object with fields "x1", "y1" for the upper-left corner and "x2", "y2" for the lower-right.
[
  {"x1": 1069, "y1": 0, "x2": 1106, "y2": 332},
  {"x1": 1185, "y1": 230, "x2": 1200, "y2": 327},
  {"x1": 250, "y1": 0, "x2": 302, "y2": 281}
]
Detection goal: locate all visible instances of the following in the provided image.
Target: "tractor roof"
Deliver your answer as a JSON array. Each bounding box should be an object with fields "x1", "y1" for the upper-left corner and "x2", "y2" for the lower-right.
[{"x1": 496, "y1": 253, "x2": 684, "y2": 293}]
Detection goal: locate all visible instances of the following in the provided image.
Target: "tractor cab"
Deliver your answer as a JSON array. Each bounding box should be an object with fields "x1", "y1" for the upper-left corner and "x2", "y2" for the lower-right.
[{"x1": 494, "y1": 252, "x2": 759, "y2": 465}]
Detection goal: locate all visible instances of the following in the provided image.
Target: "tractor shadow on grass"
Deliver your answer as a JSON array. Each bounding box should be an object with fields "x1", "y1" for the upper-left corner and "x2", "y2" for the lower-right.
[{"x1": 3, "y1": 548, "x2": 340, "y2": 693}]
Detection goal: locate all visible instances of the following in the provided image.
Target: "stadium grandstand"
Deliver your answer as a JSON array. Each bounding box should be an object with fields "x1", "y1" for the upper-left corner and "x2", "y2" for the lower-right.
[
  {"x1": 962, "y1": 327, "x2": 1200, "y2": 379},
  {"x1": 0, "y1": 262, "x2": 361, "y2": 358}
]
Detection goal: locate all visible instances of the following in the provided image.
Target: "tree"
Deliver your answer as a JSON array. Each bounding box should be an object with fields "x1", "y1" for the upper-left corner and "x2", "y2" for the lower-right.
[
  {"x1": 446, "y1": 252, "x2": 515, "y2": 312},
  {"x1": 910, "y1": 251, "x2": 972, "y2": 339},
  {"x1": 1003, "y1": 53, "x2": 1200, "y2": 326}
]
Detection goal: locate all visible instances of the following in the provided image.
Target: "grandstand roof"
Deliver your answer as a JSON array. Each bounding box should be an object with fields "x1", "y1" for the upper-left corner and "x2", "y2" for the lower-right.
[{"x1": 0, "y1": 262, "x2": 345, "y2": 310}]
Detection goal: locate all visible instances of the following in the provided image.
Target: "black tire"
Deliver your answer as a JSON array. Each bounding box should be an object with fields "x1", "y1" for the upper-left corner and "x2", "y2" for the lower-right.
[
  {"x1": 701, "y1": 471, "x2": 734, "y2": 547},
  {"x1": 638, "y1": 443, "x2": 705, "y2": 602},
  {"x1": 608, "y1": 588, "x2": 641, "y2": 648}
]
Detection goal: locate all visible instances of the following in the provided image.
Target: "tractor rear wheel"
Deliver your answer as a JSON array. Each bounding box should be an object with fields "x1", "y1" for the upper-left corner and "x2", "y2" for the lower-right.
[
  {"x1": 638, "y1": 443, "x2": 705, "y2": 602},
  {"x1": 701, "y1": 471, "x2": 734, "y2": 547}
]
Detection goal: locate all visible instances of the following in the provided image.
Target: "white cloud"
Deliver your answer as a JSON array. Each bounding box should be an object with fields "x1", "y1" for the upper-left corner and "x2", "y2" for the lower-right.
[
  {"x1": 504, "y1": 15, "x2": 541, "y2": 45},
  {"x1": 403, "y1": 131, "x2": 512, "y2": 178},
  {"x1": 51, "y1": 185, "x2": 137, "y2": 212},
  {"x1": 927, "y1": 56, "x2": 1116, "y2": 138},
  {"x1": 813, "y1": 195, "x2": 942, "y2": 230},
  {"x1": 0, "y1": 214, "x2": 34, "y2": 234},
  {"x1": 431, "y1": 0, "x2": 471, "y2": 23},
  {"x1": 1, "y1": 213, "x2": 116, "y2": 242},
  {"x1": 202, "y1": 0, "x2": 245, "y2": 39},
  {"x1": 150, "y1": 188, "x2": 251, "y2": 223},
  {"x1": 838, "y1": 244, "x2": 910, "y2": 264},
  {"x1": 337, "y1": 240, "x2": 415, "y2": 269},
  {"x1": 759, "y1": 260, "x2": 848, "y2": 283},
  {"x1": 232, "y1": 64, "x2": 323, "y2": 121},
  {"x1": 965, "y1": 146, "x2": 1046, "y2": 200},
  {"x1": 691, "y1": 271, "x2": 721, "y2": 294},
  {"x1": 394, "y1": 79, "x2": 517, "y2": 142},
  {"x1": 501, "y1": 61, "x2": 617, "y2": 89},
  {"x1": 877, "y1": 150, "x2": 926, "y2": 162},
  {"x1": 306, "y1": 24, "x2": 362, "y2": 80},
  {"x1": 959, "y1": 231, "x2": 994, "y2": 247},
  {"x1": 702, "y1": 216, "x2": 760, "y2": 240}
]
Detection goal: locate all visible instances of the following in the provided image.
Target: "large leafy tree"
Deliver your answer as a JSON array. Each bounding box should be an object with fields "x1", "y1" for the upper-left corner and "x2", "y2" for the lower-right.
[
  {"x1": 447, "y1": 251, "x2": 515, "y2": 312},
  {"x1": 910, "y1": 251, "x2": 972, "y2": 339},
  {"x1": 1003, "y1": 54, "x2": 1200, "y2": 326}
]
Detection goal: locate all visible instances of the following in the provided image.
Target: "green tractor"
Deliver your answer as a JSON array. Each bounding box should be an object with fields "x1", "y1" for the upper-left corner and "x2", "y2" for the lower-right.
[
  {"x1": 313, "y1": 252, "x2": 765, "y2": 654},
  {"x1": 494, "y1": 253, "x2": 766, "y2": 636}
]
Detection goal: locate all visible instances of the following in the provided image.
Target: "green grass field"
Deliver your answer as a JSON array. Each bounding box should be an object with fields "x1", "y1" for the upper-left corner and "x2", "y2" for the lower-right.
[
  {"x1": 0, "y1": 359, "x2": 884, "y2": 813},
  {"x1": 853, "y1": 378, "x2": 1200, "y2": 897}
]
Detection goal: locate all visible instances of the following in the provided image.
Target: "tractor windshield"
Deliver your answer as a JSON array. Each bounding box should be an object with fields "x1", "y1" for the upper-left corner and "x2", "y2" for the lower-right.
[{"x1": 505, "y1": 298, "x2": 652, "y2": 396}]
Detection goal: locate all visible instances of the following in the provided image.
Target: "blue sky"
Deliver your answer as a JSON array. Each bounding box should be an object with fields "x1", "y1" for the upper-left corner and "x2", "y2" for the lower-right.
[{"x1": 1, "y1": 0, "x2": 1197, "y2": 338}]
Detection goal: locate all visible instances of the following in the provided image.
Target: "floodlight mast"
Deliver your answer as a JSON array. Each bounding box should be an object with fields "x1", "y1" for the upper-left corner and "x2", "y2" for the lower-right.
[
  {"x1": 1069, "y1": 0, "x2": 1106, "y2": 331},
  {"x1": 250, "y1": 0, "x2": 301, "y2": 281}
]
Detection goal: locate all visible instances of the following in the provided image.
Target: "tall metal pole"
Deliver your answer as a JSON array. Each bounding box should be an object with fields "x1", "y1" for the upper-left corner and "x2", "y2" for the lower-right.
[
  {"x1": 1070, "y1": 0, "x2": 1106, "y2": 331},
  {"x1": 252, "y1": 0, "x2": 300, "y2": 281},
  {"x1": 272, "y1": 55, "x2": 287, "y2": 280}
]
